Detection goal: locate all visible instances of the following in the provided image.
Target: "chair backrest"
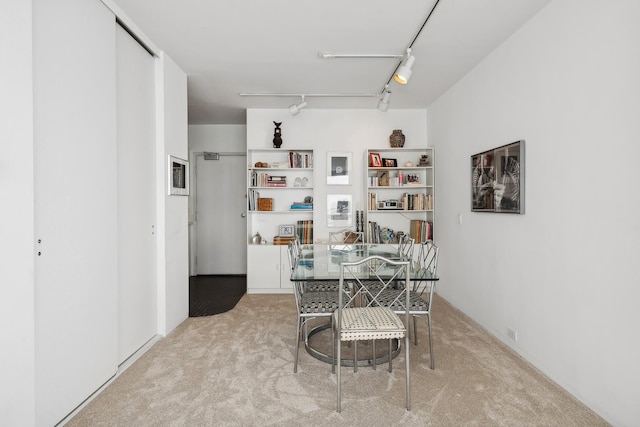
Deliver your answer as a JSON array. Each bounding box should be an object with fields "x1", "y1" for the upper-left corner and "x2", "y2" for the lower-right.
[
  {"x1": 398, "y1": 235, "x2": 415, "y2": 260},
  {"x1": 338, "y1": 255, "x2": 411, "y2": 313},
  {"x1": 329, "y1": 228, "x2": 364, "y2": 248},
  {"x1": 288, "y1": 241, "x2": 306, "y2": 310},
  {"x1": 414, "y1": 240, "x2": 439, "y2": 295},
  {"x1": 418, "y1": 240, "x2": 439, "y2": 275}
]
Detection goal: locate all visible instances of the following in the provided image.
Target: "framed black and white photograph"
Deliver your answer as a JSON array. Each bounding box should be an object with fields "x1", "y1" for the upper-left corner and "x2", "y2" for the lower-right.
[
  {"x1": 168, "y1": 155, "x2": 189, "y2": 196},
  {"x1": 382, "y1": 158, "x2": 398, "y2": 167},
  {"x1": 327, "y1": 152, "x2": 351, "y2": 185},
  {"x1": 327, "y1": 194, "x2": 353, "y2": 227},
  {"x1": 471, "y1": 140, "x2": 524, "y2": 214}
]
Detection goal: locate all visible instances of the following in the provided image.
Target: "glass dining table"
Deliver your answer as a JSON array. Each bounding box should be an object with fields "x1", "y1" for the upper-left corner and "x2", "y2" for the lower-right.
[{"x1": 290, "y1": 243, "x2": 439, "y2": 366}]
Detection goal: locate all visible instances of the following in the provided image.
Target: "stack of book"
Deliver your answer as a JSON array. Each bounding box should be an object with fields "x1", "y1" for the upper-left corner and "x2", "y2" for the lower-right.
[
  {"x1": 290, "y1": 202, "x2": 313, "y2": 210},
  {"x1": 266, "y1": 175, "x2": 286, "y2": 187},
  {"x1": 296, "y1": 220, "x2": 313, "y2": 244},
  {"x1": 273, "y1": 236, "x2": 296, "y2": 245}
]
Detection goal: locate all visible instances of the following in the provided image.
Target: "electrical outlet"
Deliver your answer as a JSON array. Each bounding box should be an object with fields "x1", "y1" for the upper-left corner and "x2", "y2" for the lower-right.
[{"x1": 507, "y1": 327, "x2": 518, "y2": 341}]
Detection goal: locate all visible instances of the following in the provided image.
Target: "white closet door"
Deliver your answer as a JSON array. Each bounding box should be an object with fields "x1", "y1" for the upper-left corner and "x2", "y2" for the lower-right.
[
  {"x1": 195, "y1": 155, "x2": 247, "y2": 274},
  {"x1": 33, "y1": 0, "x2": 118, "y2": 425},
  {"x1": 116, "y1": 25, "x2": 157, "y2": 363}
]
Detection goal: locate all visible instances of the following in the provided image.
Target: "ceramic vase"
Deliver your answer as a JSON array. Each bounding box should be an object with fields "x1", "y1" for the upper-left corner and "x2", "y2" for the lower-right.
[{"x1": 390, "y1": 129, "x2": 405, "y2": 148}]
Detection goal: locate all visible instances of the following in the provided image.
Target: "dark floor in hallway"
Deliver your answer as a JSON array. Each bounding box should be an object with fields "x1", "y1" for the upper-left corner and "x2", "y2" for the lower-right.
[{"x1": 189, "y1": 275, "x2": 246, "y2": 317}]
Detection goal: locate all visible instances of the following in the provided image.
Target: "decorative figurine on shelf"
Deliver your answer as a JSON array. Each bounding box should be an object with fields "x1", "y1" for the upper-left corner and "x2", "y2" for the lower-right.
[
  {"x1": 418, "y1": 154, "x2": 430, "y2": 166},
  {"x1": 273, "y1": 121, "x2": 283, "y2": 148},
  {"x1": 389, "y1": 129, "x2": 405, "y2": 147}
]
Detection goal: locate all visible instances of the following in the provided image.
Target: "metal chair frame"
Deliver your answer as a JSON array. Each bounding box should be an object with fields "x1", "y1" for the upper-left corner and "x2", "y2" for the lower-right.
[
  {"x1": 332, "y1": 255, "x2": 411, "y2": 412},
  {"x1": 375, "y1": 240, "x2": 439, "y2": 369},
  {"x1": 288, "y1": 242, "x2": 343, "y2": 373}
]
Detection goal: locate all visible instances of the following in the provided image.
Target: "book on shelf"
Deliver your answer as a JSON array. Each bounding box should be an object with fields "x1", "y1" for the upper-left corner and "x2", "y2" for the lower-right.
[
  {"x1": 288, "y1": 151, "x2": 313, "y2": 168},
  {"x1": 409, "y1": 219, "x2": 433, "y2": 242},
  {"x1": 296, "y1": 220, "x2": 313, "y2": 244},
  {"x1": 248, "y1": 189, "x2": 259, "y2": 211}
]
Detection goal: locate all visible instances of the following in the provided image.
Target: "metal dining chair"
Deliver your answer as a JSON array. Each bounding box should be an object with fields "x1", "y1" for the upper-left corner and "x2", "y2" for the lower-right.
[
  {"x1": 287, "y1": 241, "x2": 343, "y2": 373},
  {"x1": 332, "y1": 255, "x2": 411, "y2": 412},
  {"x1": 374, "y1": 240, "x2": 440, "y2": 369}
]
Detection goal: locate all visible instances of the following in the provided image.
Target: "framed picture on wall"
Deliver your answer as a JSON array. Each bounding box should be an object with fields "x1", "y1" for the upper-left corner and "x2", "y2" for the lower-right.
[
  {"x1": 327, "y1": 194, "x2": 352, "y2": 227},
  {"x1": 168, "y1": 155, "x2": 189, "y2": 196},
  {"x1": 471, "y1": 140, "x2": 524, "y2": 214},
  {"x1": 327, "y1": 151, "x2": 351, "y2": 185}
]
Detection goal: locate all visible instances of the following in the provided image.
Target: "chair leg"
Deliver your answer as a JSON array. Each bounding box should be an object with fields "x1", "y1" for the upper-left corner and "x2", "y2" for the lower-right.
[
  {"x1": 372, "y1": 339, "x2": 377, "y2": 370},
  {"x1": 427, "y1": 313, "x2": 434, "y2": 370},
  {"x1": 354, "y1": 340, "x2": 358, "y2": 373},
  {"x1": 388, "y1": 338, "x2": 393, "y2": 373},
  {"x1": 336, "y1": 336, "x2": 342, "y2": 412},
  {"x1": 332, "y1": 318, "x2": 336, "y2": 374},
  {"x1": 404, "y1": 328, "x2": 411, "y2": 410},
  {"x1": 413, "y1": 316, "x2": 419, "y2": 346},
  {"x1": 294, "y1": 316, "x2": 302, "y2": 373}
]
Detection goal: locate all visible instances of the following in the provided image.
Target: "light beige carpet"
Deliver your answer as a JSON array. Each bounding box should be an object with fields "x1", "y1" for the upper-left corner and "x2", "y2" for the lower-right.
[{"x1": 67, "y1": 294, "x2": 608, "y2": 426}]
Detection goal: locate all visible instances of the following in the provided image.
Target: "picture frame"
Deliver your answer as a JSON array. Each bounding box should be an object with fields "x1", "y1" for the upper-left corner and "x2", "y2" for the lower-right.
[
  {"x1": 471, "y1": 140, "x2": 524, "y2": 214},
  {"x1": 369, "y1": 152, "x2": 382, "y2": 167},
  {"x1": 376, "y1": 170, "x2": 389, "y2": 187},
  {"x1": 382, "y1": 158, "x2": 397, "y2": 167},
  {"x1": 327, "y1": 151, "x2": 351, "y2": 185},
  {"x1": 168, "y1": 155, "x2": 189, "y2": 196},
  {"x1": 327, "y1": 194, "x2": 353, "y2": 227},
  {"x1": 278, "y1": 224, "x2": 296, "y2": 237}
]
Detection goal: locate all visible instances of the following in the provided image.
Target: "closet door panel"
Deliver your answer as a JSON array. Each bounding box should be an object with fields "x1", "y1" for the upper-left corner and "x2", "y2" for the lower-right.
[
  {"x1": 116, "y1": 24, "x2": 157, "y2": 363},
  {"x1": 33, "y1": 0, "x2": 118, "y2": 424}
]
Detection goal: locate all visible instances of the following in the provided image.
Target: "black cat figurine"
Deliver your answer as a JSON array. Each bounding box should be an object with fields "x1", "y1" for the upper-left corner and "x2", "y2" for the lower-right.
[{"x1": 273, "y1": 121, "x2": 283, "y2": 148}]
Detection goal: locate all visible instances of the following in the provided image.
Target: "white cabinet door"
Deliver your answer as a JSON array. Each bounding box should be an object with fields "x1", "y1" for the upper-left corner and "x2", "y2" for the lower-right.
[
  {"x1": 247, "y1": 245, "x2": 281, "y2": 290},
  {"x1": 279, "y1": 245, "x2": 294, "y2": 290},
  {"x1": 247, "y1": 245, "x2": 293, "y2": 293}
]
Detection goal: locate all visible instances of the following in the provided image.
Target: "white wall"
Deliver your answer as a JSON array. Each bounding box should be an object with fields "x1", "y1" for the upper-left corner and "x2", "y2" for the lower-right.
[
  {"x1": 189, "y1": 124, "x2": 247, "y2": 153},
  {"x1": 0, "y1": 1, "x2": 35, "y2": 424},
  {"x1": 246, "y1": 109, "x2": 427, "y2": 240},
  {"x1": 157, "y1": 53, "x2": 190, "y2": 334},
  {"x1": 428, "y1": 0, "x2": 640, "y2": 425}
]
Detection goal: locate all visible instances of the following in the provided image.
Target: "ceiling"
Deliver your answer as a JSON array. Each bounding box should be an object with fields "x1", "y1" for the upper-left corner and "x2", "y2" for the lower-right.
[{"x1": 110, "y1": 0, "x2": 551, "y2": 125}]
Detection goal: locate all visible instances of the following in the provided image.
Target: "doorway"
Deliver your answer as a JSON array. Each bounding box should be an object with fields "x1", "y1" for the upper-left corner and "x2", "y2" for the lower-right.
[{"x1": 192, "y1": 152, "x2": 247, "y2": 275}]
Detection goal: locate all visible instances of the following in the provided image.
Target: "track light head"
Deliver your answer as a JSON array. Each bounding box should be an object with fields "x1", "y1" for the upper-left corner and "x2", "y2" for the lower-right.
[
  {"x1": 393, "y1": 49, "x2": 415, "y2": 85},
  {"x1": 377, "y1": 90, "x2": 391, "y2": 112},
  {"x1": 288, "y1": 96, "x2": 307, "y2": 116}
]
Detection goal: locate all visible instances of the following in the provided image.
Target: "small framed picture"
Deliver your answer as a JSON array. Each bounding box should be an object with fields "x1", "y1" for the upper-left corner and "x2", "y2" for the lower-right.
[
  {"x1": 278, "y1": 224, "x2": 296, "y2": 237},
  {"x1": 382, "y1": 158, "x2": 398, "y2": 167},
  {"x1": 168, "y1": 155, "x2": 189, "y2": 196},
  {"x1": 377, "y1": 170, "x2": 389, "y2": 186},
  {"x1": 369, "y1": 152, "x2": 382, "y2": 167},
  {"x1": 327, "y1": 151, "x2": 351, "y2": 185}
]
